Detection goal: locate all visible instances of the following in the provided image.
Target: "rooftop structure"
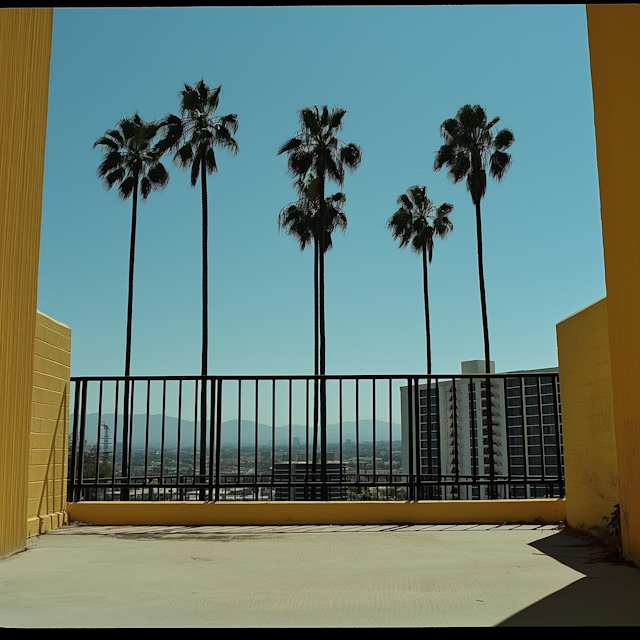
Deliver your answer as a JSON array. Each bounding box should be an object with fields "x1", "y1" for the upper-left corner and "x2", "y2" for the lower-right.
[{"x1": 400, "y1": 361, "x2": 563, "y2": 500}]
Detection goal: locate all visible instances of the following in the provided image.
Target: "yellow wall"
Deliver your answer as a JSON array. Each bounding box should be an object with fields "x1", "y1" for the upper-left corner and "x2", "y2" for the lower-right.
[
  {"x1": 0, "y1": 8, "x2": 54, "y2": 560},
  {"x1": 556, "y1": 297, "x2": 618, "y2": 530},
  {"x1": 27, "y1": 311, "x2": 71, "y2": 537},
  {"x1": 587, "y1": 5, "x2": 640, "y2": 565},
  {"x1": 67, "y1": 498, "x2": 566, "y2": 527}
]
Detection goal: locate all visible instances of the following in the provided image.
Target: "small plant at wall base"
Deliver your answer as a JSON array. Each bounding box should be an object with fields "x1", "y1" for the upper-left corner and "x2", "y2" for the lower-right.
[{"x1": 561, "y1": 504, "x2": 635, "y2": 567}]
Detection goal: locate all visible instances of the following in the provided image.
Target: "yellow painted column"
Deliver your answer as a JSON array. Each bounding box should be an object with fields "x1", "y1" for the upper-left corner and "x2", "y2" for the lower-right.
[
  {"x1": 587, "y1": 5, "x2": 640, "y2": 565},
  {"x1": 0, "y1": 9, "x2": 53, "y2": 559}
]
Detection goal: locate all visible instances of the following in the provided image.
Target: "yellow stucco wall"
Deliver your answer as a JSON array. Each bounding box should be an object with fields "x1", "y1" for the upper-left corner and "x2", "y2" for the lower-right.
[
  {"x1": 27, "y1": 311, "x2": 71, "y2": 537},
  {"x1": 587, "y1": 4, "x2": 640, "y2": 566},
  {"x1": 0, "y1": 8, "x2": 54, "y2": 560},
  {"x1": 67, "y1": 499, "x2": 566, "y2": 527},
  {"x1": 556, "y1": 297, "x2": 618, "y2": 530}
]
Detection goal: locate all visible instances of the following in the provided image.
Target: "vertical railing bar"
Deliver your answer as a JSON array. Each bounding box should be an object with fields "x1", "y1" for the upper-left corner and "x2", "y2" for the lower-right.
[
  {"x1": 215, "y1": 379, "x2": 222, "y2": 501},
  {"x1": 452, "y1": 375, "x2": 458, "y2": 499},
  {"x1": 305, "y1": 378, "x2": 310, "y2": 499},
  {"x1": 388, "y1": 378, "x2": 392, "y2": 494},
  {"x1": 208, "y1": 377, "x2": 216, "y2": 501},
  {"x1": 355, "y1": 378, "x2": 360, "y2": 480},
  {"x1": 288, "y1": 378, "x2": 293, "y2": 498},
  {"x1": 95, "y1": 380, "x2": 104, "y2": 490},
  {"x1": 77, "y1": 380, "x2": 88, "y2": 502},
  {"x1": 339, "y1": 378, "x2": 343, "y2": 498},
  {"x1": 271, "y1": 379, "x2": 276, "y2": 492},
  {"x1": 199, "y1": 376, "x2": 208, "y2": 499},
  {"x1": 237, "y1": 379, "x2": 242, "y2": 487},
  {"x1": 551, "y1": 374, "x2": 564, "y2": 497},
  {"x1": 435, "y1": 375, "x2": 441, "y2": 497},
  {"x1": 161, "y1": 380, "x2": 166, "y2": 494},
  {"x1": 144, "y1": 379, "x2": 151, "y2": 491},
  {"x1": 372, "y1": 378, "x2": 376, "y2": 488},
  {"x1": 176, "y1": 380, "x2": 182, "y2": 496},
  {"x1": 68, "y1": 380, "x2": 81, "y2": 502},
  {"x1": 485, "y1": 369, "x2": 496, "y2": 500},
  {"x1": 254, "y1": 379, "x2": 259, "y2": 500},
  {"x1": 503, "y1": 377, "x2": 511, "y2": 500},
  {"x1": 470, "y1": 376, "x2": 477, "y2": 494},
  {"x1": 414, "y1": 377, "x2": 422, "y2": 499},
  {"x1": 193, "y1": 379, "x2": 200, "y2": 493},
  {"x1": 111, "y1": 381, "x2": 119, "y2": 486},
  {"x1": 405, "y1": 377, "x2": 413, "y2": 501},
  {"x1": 412, "y1": 376, "x2": 421, "y2": 501},
  {"x1": 521, "y1": 375, "x2": 529, "y2": 497},
  {"x1": 536, "y1": 375, "x2": 545, "y2": 495},
  {"x1": 127, "y1": 380, "x2": 135, "y2": 499},
  {"x1": 425, "y1": 374, "x2": 431, "y2": 493}
]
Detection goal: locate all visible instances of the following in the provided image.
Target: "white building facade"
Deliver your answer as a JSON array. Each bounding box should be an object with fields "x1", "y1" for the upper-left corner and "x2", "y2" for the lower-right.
[{"x1": 401, "y1": 361, "x2": 563, "y2": 499}]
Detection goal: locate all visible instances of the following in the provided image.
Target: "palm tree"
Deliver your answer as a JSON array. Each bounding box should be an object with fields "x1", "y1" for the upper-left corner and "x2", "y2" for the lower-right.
[
  {"x1": 387, "y1": 185, "x2": 453, "y2": 375},
  {"x1": 279, "y1": 175, "x2": 348, "y2": 381},
  {"x1": 159, "y1": 81, "x2": 238, "y2": 496},
  {"x1": 94, "y1": 113, "x2": 169, "y2": 377},
  {"x1": 159, "y1": 80, "x2": 238, "y2": 381},
  {"x1": 279, "y1": 178, "x2": 347, "y2": 488},
  {"x1": 433, "y1": 104, "x2": 513, "y2": 375},
  {"x1": 278, "y1": 106, "x2": 361, "y2": 498},
  {"x1": 433, "y1": 104, "x2": 513, "y2": 498},
  {"x1": 278, "y1": 106, "x2": 361, "y2": 378},
  {"x1": 94, "y1": 113, "x2": 169, "y2": 497}
]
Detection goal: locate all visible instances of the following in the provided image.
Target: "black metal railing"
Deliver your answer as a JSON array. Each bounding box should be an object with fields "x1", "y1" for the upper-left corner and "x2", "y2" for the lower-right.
[{"x1": 67, "y1": 373, "x2": 564, "y2": 502}]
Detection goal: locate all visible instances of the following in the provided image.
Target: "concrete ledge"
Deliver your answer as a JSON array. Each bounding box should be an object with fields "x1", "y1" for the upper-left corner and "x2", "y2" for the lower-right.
[{"x1": 66, "y1": 498, "x2": 566, "y2": 527}]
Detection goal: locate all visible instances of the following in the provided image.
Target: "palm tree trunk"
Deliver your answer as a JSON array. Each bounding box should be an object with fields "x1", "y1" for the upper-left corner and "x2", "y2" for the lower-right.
[
  {"x1": 199, "y1": 156, "x2": 209, "y2": 498},
  {"x1": 311, "y1": 234, "x2": 319, "y2": 500},
  {"x1": 201, "y1": 157, "x2": 209, "y2": 378},
  {"x1": 318, "y1": 176, "x2": 328, "y2": 500},
  {"x1": 474, "y1": 199, "x2": 495, "y2": 496},
  {"x1": 122, "y1": 177, "x2": 138, "y2": 501},
  {"x1": 474, "y1": 201, "x2": 490, "y2": 374},
  {"x1": 422, "y1": 249, "x2": 432, "y2": 376}
]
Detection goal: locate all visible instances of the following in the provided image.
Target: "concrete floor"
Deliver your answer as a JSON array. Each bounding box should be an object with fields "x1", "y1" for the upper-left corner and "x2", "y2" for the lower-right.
[{"x1": 1, "y1": 524, "x2": 640, "y2": 627}]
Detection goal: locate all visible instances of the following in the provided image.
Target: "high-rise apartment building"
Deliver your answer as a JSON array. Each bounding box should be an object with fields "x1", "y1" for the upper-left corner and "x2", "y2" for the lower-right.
[{"x1": 401, "y1": 361, "x2": 563, "y2": 499}]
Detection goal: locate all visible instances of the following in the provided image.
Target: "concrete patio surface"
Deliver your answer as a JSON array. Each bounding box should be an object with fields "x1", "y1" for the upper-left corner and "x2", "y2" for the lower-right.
[{"x1": 1, "y1": 524, "x2": 639, "y2": 627}]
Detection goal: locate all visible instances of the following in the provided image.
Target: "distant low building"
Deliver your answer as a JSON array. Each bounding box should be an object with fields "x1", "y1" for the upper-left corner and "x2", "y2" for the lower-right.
[{"x1": 273, "y1": 461, "x2": 346, "y2": 500}]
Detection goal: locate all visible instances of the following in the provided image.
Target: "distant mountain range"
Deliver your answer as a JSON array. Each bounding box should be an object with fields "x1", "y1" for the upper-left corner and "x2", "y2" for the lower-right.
[{"x1": 70, "y1": 413, "x2": 402, "y2": 448}]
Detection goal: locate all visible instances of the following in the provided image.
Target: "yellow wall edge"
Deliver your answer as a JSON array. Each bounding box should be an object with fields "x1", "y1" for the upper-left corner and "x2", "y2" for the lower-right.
[
  {"x1": 67, "y1": 499, "x2": 566, "y2": 527},
  {"x1": 587, "y1": 3, "x2": 640, "y2": 565},
  {"x1": 556, "y1": 296, "x2": 618, "y2": 531},
  {"x1": 28, "y1": 310, "x2": 71, "y2": 537},
  {"x1": 0, "y1": 8, "x2": 54, "y2": 561}
]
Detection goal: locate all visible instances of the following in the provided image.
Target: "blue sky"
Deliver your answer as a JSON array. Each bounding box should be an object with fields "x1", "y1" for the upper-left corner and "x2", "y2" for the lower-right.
[{"x1": 38, "y1": 5, "x2": 604, "y2": 379}]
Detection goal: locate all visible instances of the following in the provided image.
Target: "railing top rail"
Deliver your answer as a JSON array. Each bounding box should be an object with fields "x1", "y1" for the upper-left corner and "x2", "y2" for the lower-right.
[{"x1": 70, "y1": 372, "x2": 559, "y2": 383}]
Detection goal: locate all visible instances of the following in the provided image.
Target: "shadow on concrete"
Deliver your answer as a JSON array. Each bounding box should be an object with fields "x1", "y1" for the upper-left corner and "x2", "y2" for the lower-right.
[{"x1": 498, "y1": 531, "x2": 640, "y2": 626}]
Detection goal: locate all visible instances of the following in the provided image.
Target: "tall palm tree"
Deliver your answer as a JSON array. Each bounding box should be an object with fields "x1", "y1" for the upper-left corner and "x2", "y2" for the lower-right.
[
  {"x1": 279, "y1": 175, "x2": 348, "y2": 380},
  {"x1": 278, "y1": 106, "x2": 361, "y2": 498},
  {"x1": 94, "y1": 113, "x2": 169, "y2": 377},
  {"x1": 278, "y1": 106, "x2": 361, "y2": 378},
  {"x1": 159, "y1": 81, "x2": 238, "y2": 495},
  {"x1": 433, "y1": 104, "x2": 513, "y2": 375},
  {"x1": 387, "y1": 185, "x2": 453, "y2": 375},
  {"x1": 433, "y1": 104, "x2": 513, "y2": 497},
  {"x1": 159, "y1": 80, "x2": 238, "y2": 381},
  {"x1": 279, "y1": 179, "x2": 347, "y2": 489},
  {"x1": 94, "y1": 113, "x2": 169, "y2": 497}
]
